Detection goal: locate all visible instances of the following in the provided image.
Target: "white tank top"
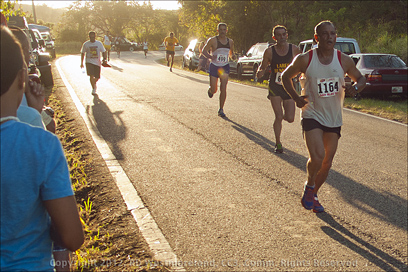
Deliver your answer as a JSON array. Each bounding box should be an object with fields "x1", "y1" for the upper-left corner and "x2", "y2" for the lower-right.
[
  {"x1": 104, "y1": 35, "x2": 110, "y2": 46},
  {"x1": 212, "y1": 37, "x2": 230, "y2": 66},
  {"x1": 300, "y1": 49, "x2": 345, "y2": 127}
]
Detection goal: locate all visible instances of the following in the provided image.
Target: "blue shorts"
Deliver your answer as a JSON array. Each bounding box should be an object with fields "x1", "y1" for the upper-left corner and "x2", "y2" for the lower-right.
[{"x1": 209, "y1": 63, "x2": 230, "y2": 78}]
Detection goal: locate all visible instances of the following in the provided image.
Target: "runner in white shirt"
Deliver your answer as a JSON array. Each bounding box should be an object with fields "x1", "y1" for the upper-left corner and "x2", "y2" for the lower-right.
[
  {"x1": 143, "y1": 40, "x2": 148, "y2": 58},
  {"x1": 80, "y1": 31, "x2": 106, "y2": 95},
  {"x1": 103, "y1": 31, "x2": 112, "y2": 61}
]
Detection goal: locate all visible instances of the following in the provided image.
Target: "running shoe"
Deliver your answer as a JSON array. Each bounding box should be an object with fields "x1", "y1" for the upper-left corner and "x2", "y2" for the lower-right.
[
  {"x1": 313, "y1": 194, "x2": 325, "y2": 213},
  {"x1": 274, "y1": 143, "x2": 283, "y2": 153},
  {"x1": 208, "y1": 87, "x2": 213, "y2": 98},
  {"x1": 301, "y1": 184, "x2": 314, "y2": 210},
  {"x1": 218, "y1": 109, "x2": 226, "y2": 118},
  {"x1": 102, "y1": 61, "x2": 111, "y2": 67}
]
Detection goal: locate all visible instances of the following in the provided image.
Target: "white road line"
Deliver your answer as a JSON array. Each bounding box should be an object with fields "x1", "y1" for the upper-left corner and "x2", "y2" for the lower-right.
[{"x1": 56, "y1": 57, "x2": 185, "y2": 271}]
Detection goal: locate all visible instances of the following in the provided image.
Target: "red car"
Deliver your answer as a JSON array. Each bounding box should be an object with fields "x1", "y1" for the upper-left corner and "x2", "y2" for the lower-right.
[{"x1": 349, "y1": 53, "x2": 407, "y2": 98}]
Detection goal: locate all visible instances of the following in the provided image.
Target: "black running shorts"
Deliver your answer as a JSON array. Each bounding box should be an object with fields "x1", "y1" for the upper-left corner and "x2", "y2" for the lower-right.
[
  {"x1": 301, "y1": 118, "x2": 341, "y2": 138},
  {"x1": 86, "y1": 63, "x2": 101, "y2": 79}
]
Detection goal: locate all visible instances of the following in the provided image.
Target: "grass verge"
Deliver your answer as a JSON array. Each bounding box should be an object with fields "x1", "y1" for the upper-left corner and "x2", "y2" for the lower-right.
[{"x1": 46, "y1": 81, "x2": 169, "y2": 271}]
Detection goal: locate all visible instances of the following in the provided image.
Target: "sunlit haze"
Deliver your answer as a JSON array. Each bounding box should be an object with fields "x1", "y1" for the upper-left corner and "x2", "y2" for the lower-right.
[{"x1": 19, "y1": 0, "x2": 181, "y2": 10}]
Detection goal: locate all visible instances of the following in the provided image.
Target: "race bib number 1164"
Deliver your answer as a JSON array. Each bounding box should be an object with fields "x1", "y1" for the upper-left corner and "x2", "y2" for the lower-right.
[{"x1": 317, "y1": 77, "x2": 339, "y2": 97}]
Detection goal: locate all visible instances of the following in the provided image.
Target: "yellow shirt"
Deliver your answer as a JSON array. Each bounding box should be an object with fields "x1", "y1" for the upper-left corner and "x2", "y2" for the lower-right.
[{"x1": 164, "y1": 36, "x2": 179, "y2": 51}]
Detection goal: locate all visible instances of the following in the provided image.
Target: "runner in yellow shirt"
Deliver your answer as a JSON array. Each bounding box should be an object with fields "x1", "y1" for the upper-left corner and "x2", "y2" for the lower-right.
[{"x1": 164, "y1": 32, "x2": 179, "y2": 72}]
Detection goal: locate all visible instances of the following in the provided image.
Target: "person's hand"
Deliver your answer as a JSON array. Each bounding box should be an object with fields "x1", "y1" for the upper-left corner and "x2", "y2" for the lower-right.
[
  {"x1": 294, "y1": 95, "x2": 308, "y2": 108},
  {"x1": 343, "y1": 84, "x2": 359, "y2": 97},
  {"x1": 26, "y1": 75, "x2": 45, "y2": 113},
  {"x1": 256, "y1": 69, "x2": 264, "y2": 80},
  {"x1": 80, "y1": 63, "x2": 84, "y2": 69}
]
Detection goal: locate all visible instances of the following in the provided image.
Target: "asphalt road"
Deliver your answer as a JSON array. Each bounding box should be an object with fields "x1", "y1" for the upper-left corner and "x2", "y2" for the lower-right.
[{"x1": 57, "y1": 50, "x2": 407, "y2": 271}]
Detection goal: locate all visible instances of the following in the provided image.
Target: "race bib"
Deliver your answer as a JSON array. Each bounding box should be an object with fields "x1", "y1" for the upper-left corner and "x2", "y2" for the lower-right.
[
  {"x1": 317, "y1": 77, "x2": 339, "y2": 97},
  {"x1": 275, "y1": 72, "x2": 282, "y2": 85},
  {"x1": 217, "y1": 54, "x2": 228, "y2": 63},
  {"x1": 89, "y1": 46, "x2": 98, "y2": 58}
]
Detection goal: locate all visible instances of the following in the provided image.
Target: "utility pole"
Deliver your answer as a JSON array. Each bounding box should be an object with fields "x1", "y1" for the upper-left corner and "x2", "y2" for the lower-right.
[{"x1": 31, "y1": 0, "x2": 37, "y2": 24}]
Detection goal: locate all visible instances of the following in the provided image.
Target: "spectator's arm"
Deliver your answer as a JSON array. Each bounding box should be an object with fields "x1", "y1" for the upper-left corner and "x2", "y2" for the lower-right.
[
  {"x1": 44, "y1": 196, "x2": 84, "y2": 252},
  {"x1": 80, "y1": 53, "x2": 85, "y2": 68}
]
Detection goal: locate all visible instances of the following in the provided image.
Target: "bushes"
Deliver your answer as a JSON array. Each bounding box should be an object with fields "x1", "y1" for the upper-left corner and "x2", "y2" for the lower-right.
[{"x1": 55, "y1": 41, "x2": 83, "y2": 55}]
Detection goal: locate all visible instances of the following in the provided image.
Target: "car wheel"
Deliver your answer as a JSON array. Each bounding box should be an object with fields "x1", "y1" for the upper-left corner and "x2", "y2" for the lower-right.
[
  {"x1": 188, "y1": 60, "x2": 194, "y2": 70},
  {"x1": 129, "y1": 46, "x2": 134, "y2": 52},
  {"x1": 253, "y1": 65, "x2": 259, "y2": 83},
  {"x1": 237, "y1": 65, "x2": 243, "y2": 80},
  {"x1": 39, "y1": 64, "x2": 54, "y2": 87}
]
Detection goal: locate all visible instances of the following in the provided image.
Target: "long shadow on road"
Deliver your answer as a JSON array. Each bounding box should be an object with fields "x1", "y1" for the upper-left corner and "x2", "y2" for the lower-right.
[
  {"x1": 318, "y1": 213, "x2": 407, "y2": 271},
  {"x1": 223, "y1": 117, "x2": 407, "y2": 269},
  {"x1": 86, "y1": 94, "x2": 126, "y2": 160}
]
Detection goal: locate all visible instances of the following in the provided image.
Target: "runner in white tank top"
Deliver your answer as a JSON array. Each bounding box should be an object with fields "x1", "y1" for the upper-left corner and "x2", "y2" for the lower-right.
[
  {"x1": 301, "y1": 48, "x2": 345, "y2": 127},
  {"x1": 201, "y1": 23, "x2": 236, "y2": 118},
  {"x1": 281, "y1": 21, "x2": 366, "y2": 213}
]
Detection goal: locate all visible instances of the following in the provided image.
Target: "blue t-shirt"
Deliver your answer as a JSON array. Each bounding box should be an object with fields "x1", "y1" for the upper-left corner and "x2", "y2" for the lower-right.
[{"x1": 1, "y1": 120, "x2": 74, "y2": 271}]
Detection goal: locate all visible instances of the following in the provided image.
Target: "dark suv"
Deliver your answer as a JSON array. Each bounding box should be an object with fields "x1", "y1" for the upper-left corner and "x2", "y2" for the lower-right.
[
  {"x1": 237, "y1": 42, "x2": 271, "y2": 83},
  {"x1": 112, "y1": 36, "x2": 141, "y2": 52}
]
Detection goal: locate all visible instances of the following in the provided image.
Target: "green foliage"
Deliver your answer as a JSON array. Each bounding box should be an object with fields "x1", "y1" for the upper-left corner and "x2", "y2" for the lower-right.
[
  {"x1": 1, "y1": 0, "x2": 25, "y2": 18},
  {"x1": 9, "y1": 0, "x2": 406, "y2": 62},
  {"x1": 179, "y1": 0, "x2": 407, "y2": 57}
]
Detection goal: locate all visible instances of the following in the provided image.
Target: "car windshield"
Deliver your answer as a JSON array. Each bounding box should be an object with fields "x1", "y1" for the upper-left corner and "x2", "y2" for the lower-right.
[
  {"x1": 257, "y1": 44, "x2": 268, "y2": 54},
  {"x1": 334, "y1": 42, "x2": 355, "y2": 55},
  {"x1": 247, "y1": 44, "x2": 268, "y2": 56},
  {"x1": 41, "y1": 33, "x2": 51, "y2": 41},
  {"x1": 364, "y1": 55, "x2": 406, "y2": 68},
  {"x1": 122, "y1": 37, "x2": 131, "y2": 43}
]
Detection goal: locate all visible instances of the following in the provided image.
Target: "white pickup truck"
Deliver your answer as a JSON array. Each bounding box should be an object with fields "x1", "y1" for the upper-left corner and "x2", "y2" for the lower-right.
[{"x1": 299, "y1": 37, "x2": 361, "y2": 55}]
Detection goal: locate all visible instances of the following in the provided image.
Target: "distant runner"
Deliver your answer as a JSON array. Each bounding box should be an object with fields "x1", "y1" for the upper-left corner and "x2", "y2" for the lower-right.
[
  {"x1": 143, "y1": 40, "x2": 148, "y2": 58},
  {"x1": 163, "y1": 32, "x2": 179, "y2": 72},
  {"x1": 202, "y1": 22, "x2": 236, "y2": 118},
  {"x1": 103, "y1": 31, "x2": 112, "y2": 61}
]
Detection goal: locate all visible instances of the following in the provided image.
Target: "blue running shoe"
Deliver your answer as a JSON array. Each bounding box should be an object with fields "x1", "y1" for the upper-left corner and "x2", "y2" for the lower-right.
[
  {"x1": 313, "y1": 194, "x2": 325, "y2": 213},
  {"x1": 218, "y1": 108, "x2": 226, "y2": 118},
  {"x1": 301, "y1": 184, "x2": 314, "y2": 210}
]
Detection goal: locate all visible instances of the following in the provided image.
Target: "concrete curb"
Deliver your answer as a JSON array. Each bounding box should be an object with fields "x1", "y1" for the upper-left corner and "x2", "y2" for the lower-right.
[{"x1": 56, "y1": 57, "x2": 185, "y2": 272}]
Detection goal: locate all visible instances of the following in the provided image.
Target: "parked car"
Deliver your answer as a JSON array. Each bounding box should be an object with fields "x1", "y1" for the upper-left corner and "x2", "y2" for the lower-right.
[
  {"x1": 30, "y1": 28, "x2": 46, "y2": 50},
  {"x1": 236, "y1": 42, "x2": 271, "y2": 82},
  {"x1": 349, "y1": 53, "x2": 407, "y2": 98},
  {"x1": 40, "y1": 32, "x2": 56, "y2": 58},
  {"x1": 159, "y1": 42, "x2": 183, "y2": 51},
  {"x1": 182, "y1": 39, "x2": 200, "y2": 70},
  {"x1": 299, "y1": 37, "x2": 361, "y2": 55},
  {"x1": 8, "y1": 15, "x2": 53, "y2": 87},
  {"x1": 111, "y1": 37, "x2": 141, "y2": 52}
]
